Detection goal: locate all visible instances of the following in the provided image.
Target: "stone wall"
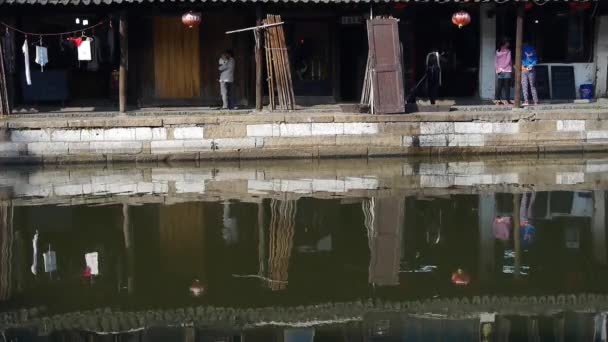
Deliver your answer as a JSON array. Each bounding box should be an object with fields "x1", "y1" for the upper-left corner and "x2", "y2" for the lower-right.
[{"x1": 1, "y1": 110, "x2": 608, "y2": 164}]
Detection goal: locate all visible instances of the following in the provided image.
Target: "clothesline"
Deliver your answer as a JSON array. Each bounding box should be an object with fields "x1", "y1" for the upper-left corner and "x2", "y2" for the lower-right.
[{"x1": 0, "y1": 20, "x2": 109, "y2": 38}]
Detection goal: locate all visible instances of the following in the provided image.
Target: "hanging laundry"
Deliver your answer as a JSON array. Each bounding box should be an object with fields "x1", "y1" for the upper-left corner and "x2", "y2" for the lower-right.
[
  {"x1": 22, "y1": 39, "x2": 31, "y2": 86},
  {"x1": 30, "y1": 230, "x2": 38, "y2": 275},
  {"x1": 35, "y1": 45, "x2": 48, "y2": 72},
  {"x1": 68, "y1": 37, "x2": 83, "y2": 48},
  {"x1": 43, "y1": 246, "x2": 57, "y2": 273},
  {"x1": 87, "y1": 36, "x2": 103, "y2": 71},
  {"x1": 78, "y1": 39, "x2": 92, "y2": 61},
  {"x1": 2, "y1": 29, "x2": 15, "y2": 74},
  {"x1": 84, "y1": 252, "x2": 99, "y2": 276}
]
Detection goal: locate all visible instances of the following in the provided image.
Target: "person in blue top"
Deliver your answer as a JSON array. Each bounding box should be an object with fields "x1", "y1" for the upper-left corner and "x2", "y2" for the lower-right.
[{"x1": 521, "y1": 43, "x2": 539, "y2": 106}]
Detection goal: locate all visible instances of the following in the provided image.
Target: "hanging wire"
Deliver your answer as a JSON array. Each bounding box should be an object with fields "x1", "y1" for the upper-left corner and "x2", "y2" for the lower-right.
[{"x1": 0, "y1": 19, "x2": 108, "y2": 37}]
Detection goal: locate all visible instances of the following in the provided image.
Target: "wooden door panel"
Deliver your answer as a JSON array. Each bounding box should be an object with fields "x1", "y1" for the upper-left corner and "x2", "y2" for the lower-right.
[
  {"x1": 154, "y1": 17, "x2": 201, "y2": 99},
  {"x1": 367, "y1": 18, "x2": 405, "y2": 114}
]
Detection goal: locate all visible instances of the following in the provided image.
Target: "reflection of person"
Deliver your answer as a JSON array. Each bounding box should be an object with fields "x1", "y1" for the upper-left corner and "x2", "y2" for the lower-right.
[
  {"x1": 218, "y1": 50, "x2": 235, "y2": 110},
  {"x1": 520, "y1": 192, "x2": 537, "y2": 249},
  {"x1": 481, "y1": 323, "x2": 494, "y2": 342},
  {"x1": 495, "y1": 39, "x2": 513, "y2": 105},
  {"x1": 521, "y1": 43, "x2": 539, "y2": 106}
]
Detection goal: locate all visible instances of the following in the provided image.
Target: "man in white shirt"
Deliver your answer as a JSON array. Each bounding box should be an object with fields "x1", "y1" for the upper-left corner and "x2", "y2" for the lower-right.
[{"x1": 219, "y1": 50, "x2": 235, "y2": 110}]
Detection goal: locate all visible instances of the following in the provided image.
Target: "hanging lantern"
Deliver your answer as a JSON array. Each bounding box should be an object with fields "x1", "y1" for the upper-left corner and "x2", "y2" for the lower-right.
[
  {"x1": 394, "y1": 3, "x2": 408, "y2": 10},
  {"x1": 451, "y1": 11, "x2": 471, "y2": 29},
  {"x1": 451, "y1": 269, "x2": 471, "y2": 286},
  {"x1": 189, "y1": 279, "x2": 205, "y2": 297},
  {"x1": 524, "y1": 3, "x2": 534, "y2": 11},
  {"x1": 182, "y1": 11, "x2": 202, "y2": 28},
  {"x1": 569, "y1": 3, "x2": 592, "y2": 11}
]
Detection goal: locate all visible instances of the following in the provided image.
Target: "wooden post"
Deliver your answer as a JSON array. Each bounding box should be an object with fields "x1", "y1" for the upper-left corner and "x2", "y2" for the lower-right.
[
  {"x1": 513, "y1": 5, "x2": 524, "y2": 108},
  {"x1": 119, "y1": 13, "x2": 128, "y2": 113},
  {"x1": 255, "y1": 6, "x2": 264, "y2": 112},
  {"x1": 122, "y1": 203, "x2": 134, "y2": 294}
]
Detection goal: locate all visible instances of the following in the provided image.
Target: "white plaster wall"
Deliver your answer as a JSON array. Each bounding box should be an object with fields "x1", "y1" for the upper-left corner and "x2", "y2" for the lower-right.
[
  {"x1": 595, "y1": 15, "x2": 608, "y2": 98},
  {"x1": 479, "y1": 3, "x2": 496, "y2": 100}
]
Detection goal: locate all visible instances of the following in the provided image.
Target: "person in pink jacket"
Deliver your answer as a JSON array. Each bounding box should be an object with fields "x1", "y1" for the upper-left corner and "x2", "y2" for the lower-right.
[{"x1": 495, "y1": 39, "x2": 513, "y2": 105}]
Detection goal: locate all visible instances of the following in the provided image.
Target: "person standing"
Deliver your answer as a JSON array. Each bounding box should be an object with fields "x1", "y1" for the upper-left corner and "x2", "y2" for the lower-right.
[
  {"x1": 495, "y1": 39, "x2": 513, "y2": 105},
  {"x1": 521, "y1": 43, "x2": 539, "y2": 106},
  {"x1": 425, "y1": 50, "x2": 443, "y2": 105},
  {"x1": 218, "y1": 50, "x2": 235, "y2": 110}
]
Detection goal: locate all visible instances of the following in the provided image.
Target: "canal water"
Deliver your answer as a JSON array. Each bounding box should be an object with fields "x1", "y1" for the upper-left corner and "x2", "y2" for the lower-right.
[{"x1": 1, "y1": 156, "x2": 608, "y2": 340}]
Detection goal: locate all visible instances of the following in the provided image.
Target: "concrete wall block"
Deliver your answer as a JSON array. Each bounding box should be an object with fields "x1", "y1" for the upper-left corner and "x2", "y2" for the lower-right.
[
  {"x1": 0, "y1": 142, "x2": 25, "y2": 157},
  {"x1": 28, "y1": 142, "x2": 68, "y2": 155},
  {"x1": 557, "y1": 120, "x2": 586, "y2": 132},
  {"x1": 454, "y1": 122, "x2": 492, "y2": 134},
  {"x1": 53, "y1": 184, "x2": 84, "y2": 196},
  {"x1": 152, "y1": 128, "x2": 168, "y2": 140},
  {"x1": 343, "y1": 122, "x2": 379, "y2": 135},
  {"x1": 68, "y1": 142, "x2": 91, "y2": 154},
  {"x1": 205, "y1": 124, "x2": 247, "y2": 139},
  {"x1": 419, "y1": 134, "x2": 448, "y2": 147},
  {"x1": 448, "y1": 134, "x2": 485, "y2": 147},
  {"x1": 51, "y1": 129, "x2": 81, "y2": 142},
  {"x1": 173, "y1": 127, "x2": 205, "y2": 140},
  {"x1": 104, "y1": 128, "x2": 136, "y2": 141},
  {"x1": 380, "y1": 122, "x2": 420, "y2": 135},
  {"x1": 336, "y1": 135, "x2": 372, "y2": 146},
  {"x1": 587, "y1": 130, "x2": 608, "y2": 141},
  {"x1": 264, "y1": 136, "x2": 335, "y2": 147},
  {"x1": 174, "y1": 181, "x2": 206, "y2": 194},
  {"x1": 367, "y1": 135, "x2": 403, "y2": 146},
  {"x1": 183, "y1": 139, "x2": 213, "y2": 152},
  {"x1": 402, "y1": 136, "x2": 413, "y2": 147},
  {"x1": 520, "y1": 121, "x2": 556, "y2": 133},
  {"x1": 280, "y1": 123, "x2": 312, "y2": 137},
  {"x1": 81, "y1": 129, "x2": 105, "y2": 141},
  {"x1": 311, "y1": 123, "x2": 344, "y2": 136},
  {"x1": 420, "y1": 175, "x2": 455, "y2": 188},
  {"x1": 214, "y1": 138, "x2": 257, "y2": 150},
  {"x1": 90, "y1": 142, "x2": 143, "y2": 154},
  {"x1": 11, "y1": 130, "x2": 51, "y2": 142},
  {"x1": 247, "y1": 124, "x2": 280, "y2": 137},
  {"x1": 556, "y1": 172, "x2": 585, "y2": 185},
  {"x1": 134, "y1": 127, "x2": 153, "y2": 141},
  {"x1": 420, "y1": 122, "x2": 454, "y2": 135},
  {"x1": 151, "y1": 140, "x2": 185, "y2": 154},
  {"x1": 492, "y1": 123, "x2": 519, "y2": 134}
]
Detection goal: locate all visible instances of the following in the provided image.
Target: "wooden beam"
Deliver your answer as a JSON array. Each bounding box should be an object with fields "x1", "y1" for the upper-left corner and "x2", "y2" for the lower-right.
[
  {"x1": 513, "y1": 5, "x2": 524, "y2": 108},
  {"x1": 255, "y1": 6, "x2": 264, "y2": 112},
  {"x1": 119, "y1": 14, "x2": 128, "y2": 113}
]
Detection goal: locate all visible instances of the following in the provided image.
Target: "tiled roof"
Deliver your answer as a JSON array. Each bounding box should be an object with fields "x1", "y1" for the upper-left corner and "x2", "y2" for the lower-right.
[{"x1": 0, "y1": 0, "x2": 598, "y2": 6}]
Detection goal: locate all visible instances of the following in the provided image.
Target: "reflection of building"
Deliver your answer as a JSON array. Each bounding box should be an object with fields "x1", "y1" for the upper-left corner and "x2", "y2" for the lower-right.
[{"x1": 0, "y1": 204, "x2": 13, "y2": 300}]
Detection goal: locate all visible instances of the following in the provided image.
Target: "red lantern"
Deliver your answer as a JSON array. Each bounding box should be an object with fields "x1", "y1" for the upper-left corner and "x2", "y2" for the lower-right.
[
  {"x1": 451, "y1": 269, "x2": 471, "y2": 286},
  {"x1": 189, "y1": 279, "x2": 205, "y2": 297},
  {"x1": 394, "y1": 3, "x2": 408, "y2": 10},
  {"x1": 569, "y1": 3, "x2": 592, "y2": 11},
  {"x1": 525, "y1": 3, "x2": 534, "y2": 11},
  {"x1": 452, "y1": 11, "x2": 471, "y2": 29},
  {"x1": 182, "y1": 11, "x2": 202, "y2": 28}
]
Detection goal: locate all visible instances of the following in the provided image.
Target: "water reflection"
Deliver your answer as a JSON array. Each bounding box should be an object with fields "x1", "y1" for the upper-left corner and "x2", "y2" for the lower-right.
[{"x1": 2, "y1": 157, "x2": 608, "y2": 338}]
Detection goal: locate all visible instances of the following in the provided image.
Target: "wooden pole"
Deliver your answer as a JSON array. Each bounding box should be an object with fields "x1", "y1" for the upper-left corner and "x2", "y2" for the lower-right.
[
  {"x1": 513, "y1": 4, "x2": 524, "y2": 108},
  {"x1": 513, "y1": 194, "x2": 521, "y2": 278},
  {"x1": 119, "y1": 13, "x2": 128, "y2": 113},
  {"x1": 255, "y1": 7, "x2": 264, "y2": 112},
  {"x1": 0, "y1": 40, "x2": 10, "y2": 117}
]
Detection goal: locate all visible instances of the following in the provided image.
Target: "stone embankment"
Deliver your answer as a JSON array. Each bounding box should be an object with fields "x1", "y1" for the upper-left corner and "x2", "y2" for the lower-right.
[{"x1": 1, "y1": 108, "x2": 608, "y2": 164}]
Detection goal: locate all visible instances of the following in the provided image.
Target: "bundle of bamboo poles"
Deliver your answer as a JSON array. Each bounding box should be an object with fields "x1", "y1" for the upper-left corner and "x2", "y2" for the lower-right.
[
  {"x1": 266, "y1": 199, "x2": 296, "y2": 291},
  {"x1": 263, "y1": 15, "x2": 295, "y2": 111},
  {"x1": 0, "y1": 41, "x2": 10, "y2": 117},
  {"x1": 360, "y1": 54, "x2": 372, "y2": 108}
]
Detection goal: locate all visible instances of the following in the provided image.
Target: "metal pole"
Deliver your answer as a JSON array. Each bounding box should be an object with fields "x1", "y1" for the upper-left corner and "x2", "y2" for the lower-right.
[
  {"x1": 255, "y1": 6, "x2": 264, "y2": 112},
  {"x1": 119, "y1": 13, "x2": 128, "y2": 113},
  {"x1": 513, "y1": 5, "x2": 524, "y2": 108}
]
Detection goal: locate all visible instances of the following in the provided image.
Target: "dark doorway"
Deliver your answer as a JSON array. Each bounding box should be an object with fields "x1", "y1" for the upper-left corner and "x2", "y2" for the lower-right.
[
  {"x1": 408, "y1": 5, "x2": 480, "y2": 99},
  {"x1": 339, "y1": 22, "x2": 368, "y2": 102}
]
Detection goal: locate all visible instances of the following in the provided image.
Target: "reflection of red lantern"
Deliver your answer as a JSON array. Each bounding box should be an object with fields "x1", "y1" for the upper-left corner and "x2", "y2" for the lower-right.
[
  {"x1": 189, "y1": 279, "x2": 205, "y2": 297},
  {"x1": 451, "y1": 269, "x2": 470, "y2": 286},
  {"x1": 451, "y1": 11, "x2": 471, "y2": 29},
  {"x1": 394, "y1": 3, "x2": 408, "y2": 10},
  {"x1": 525, "y1": 3, "x2": 534, "y2": 11},
  {"x1": 569, "y1": 3, "x2": 592, "y2": 11},
  {"x1": 182, "y1": 11, "x2": 202, "y2": 28}
]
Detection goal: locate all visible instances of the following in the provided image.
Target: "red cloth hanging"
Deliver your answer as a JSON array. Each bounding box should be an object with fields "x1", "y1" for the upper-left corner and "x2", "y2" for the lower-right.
[{"x1": 68, "y1": 37, "x2": 83, "y2": 47}]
